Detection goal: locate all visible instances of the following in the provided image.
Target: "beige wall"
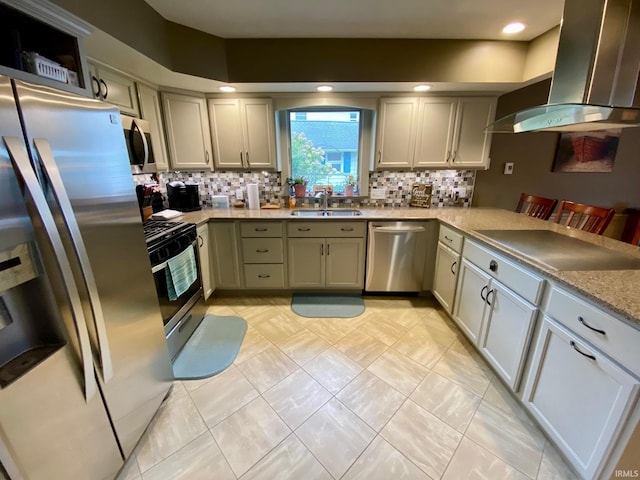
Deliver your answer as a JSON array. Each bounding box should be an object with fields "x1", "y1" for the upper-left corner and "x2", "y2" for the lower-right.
[{"x1": 473, "y1": 79, "x2": 640, "y2": 212}]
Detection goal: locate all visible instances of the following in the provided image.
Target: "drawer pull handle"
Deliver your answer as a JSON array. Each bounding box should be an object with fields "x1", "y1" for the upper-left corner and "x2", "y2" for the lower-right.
[
  {"x1": 451, "y1": 261, "x2": 457, "y2": 275},
  {"x1": 444, "y1": 235, "x2": 453, "y2": 242},
  {"x1": 257, "y1": 274, "x2": 271, "y2": 279},
  {"x1": 480, "y1": 285, "x2": 488, "y2": 301},
  {"x1": 256, "y1": 249, "x2": 269, "y2": 253},
  {"x1": 298, "y1": 228, "x2": 311, "y2": 231},
  {"x1": 489, "y1": 260, "x2": 498, "y2": 272},
  {"x1": 570, "y1": 341, "x2": 596, "y2": 361},
  {"x1": 578, "y1": 316, "x2": 606, "y2": 336},
  {"x1": 254, "y1": 228, "x2": 268, "y2": 232},
  {"x1": 341, "y1": 228, "x2": 354, "y2": 232},
  {"x1": 486, "y1": 289, "x2": 495, "y2": 306}
]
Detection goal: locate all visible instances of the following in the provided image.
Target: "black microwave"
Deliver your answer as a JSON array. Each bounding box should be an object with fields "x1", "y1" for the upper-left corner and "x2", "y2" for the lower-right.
[{"x1": 121, "y1": 115, "x2": 156, "y2": 174}]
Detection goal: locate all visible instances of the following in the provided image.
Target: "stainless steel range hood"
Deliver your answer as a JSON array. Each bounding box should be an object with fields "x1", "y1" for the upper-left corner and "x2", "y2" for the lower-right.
[{"x1": 488, "y1": 0, "x2": 640, "y2": 133}]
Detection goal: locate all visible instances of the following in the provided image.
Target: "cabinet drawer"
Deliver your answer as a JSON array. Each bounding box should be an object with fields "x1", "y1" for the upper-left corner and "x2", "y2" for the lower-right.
[
  {"x1": 241, "y1": 238, "x2": 283, "y2": 263},
  {"x1": 463, "y1": 240, "x2": 544, "y2": 305},
  {"x1": 546, "y1": 286, "x2": 640, "y2": 377},
  {"x1": 243, "y1": 264, "x2": 285, "y2": 288},
  {"x1": 439, "y1": 224, "x2": 463, "y2": 253},
  {"x1": 287, "y1": 222, "x2": 366, "y2": 238},
  {"x1": 240, "y1": 222, "x2": 283, "y2": 237}
]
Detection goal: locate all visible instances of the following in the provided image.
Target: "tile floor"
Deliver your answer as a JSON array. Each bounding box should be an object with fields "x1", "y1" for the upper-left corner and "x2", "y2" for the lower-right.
[{"x1": 117, "y1": 295, "x2": 580, "y2": 480}]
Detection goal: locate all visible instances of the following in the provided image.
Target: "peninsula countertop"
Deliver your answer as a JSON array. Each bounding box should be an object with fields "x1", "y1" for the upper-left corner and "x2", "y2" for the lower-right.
[{"x1": 178, "y1": 206, "x2": 640, "y2": 326}]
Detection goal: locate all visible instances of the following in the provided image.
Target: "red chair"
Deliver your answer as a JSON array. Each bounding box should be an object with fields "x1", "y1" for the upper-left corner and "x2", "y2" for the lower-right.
[
  {"x1": 552, "y1": 200, "x2": 615, "y2": 235},
  {"x1": 515, "y1": 193, "x2": 557, "y2": 220}
]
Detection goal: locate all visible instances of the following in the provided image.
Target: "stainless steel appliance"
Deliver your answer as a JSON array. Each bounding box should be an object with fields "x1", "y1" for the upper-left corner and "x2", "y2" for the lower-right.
[
  {"x1": 488, "y1": 0, "x2": 640, "y2": 133},
  {"x1": 143, "y1": 220, "x2": 205, "y2": 359},
  {"x1": 0, "y1": 75, "x2": 173, "y2": 479},
  {"x1": 121, "y1": 115, "x2": 156, "y2": 174},
  {"x1": 365, "y1": 221, "x2": 430, "y2": 292}
]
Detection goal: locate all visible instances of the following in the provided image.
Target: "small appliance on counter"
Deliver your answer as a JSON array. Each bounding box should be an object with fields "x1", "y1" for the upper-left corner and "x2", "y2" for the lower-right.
[{"x1": 167, "y1": 181, "x2": 201, "y2": 212}]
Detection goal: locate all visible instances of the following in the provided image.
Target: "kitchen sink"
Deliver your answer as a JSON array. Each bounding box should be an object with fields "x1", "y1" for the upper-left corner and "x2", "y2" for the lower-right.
[{"x1": 290, "y1": 209, "x2": 362, "y2": 217}]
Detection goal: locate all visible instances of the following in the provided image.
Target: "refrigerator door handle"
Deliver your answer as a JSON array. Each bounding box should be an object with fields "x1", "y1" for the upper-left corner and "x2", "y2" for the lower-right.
[
  {"x1": 33, "y1": 138, "x2": 114, "y2": 383},
  {"x1": 132, "y1": 118, "x2": 150, "y2": 170},
  {"x1": 3, "y1": 136, "x2": 98, "y2": 400}
]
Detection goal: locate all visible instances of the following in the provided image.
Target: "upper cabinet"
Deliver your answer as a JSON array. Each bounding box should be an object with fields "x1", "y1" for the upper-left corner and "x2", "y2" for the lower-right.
[
  {"x1": 0, "y1": 0, "x2": 91, "y2": 96},
  {"x1": 208, "y1": 98, "x2": 277, "y2": 170},
  {"x1": 87, "y1": 61, "x2": 140, "y2": 117},
  {"x1": 162, "y1": 92, "x2": 213, "y2": 170},
  {"x1": 137, "y1": 83, "x2": 169, "y2": 171},
  {"x1": 375, "y1": 96, "x2": 496, "y2": 170}
]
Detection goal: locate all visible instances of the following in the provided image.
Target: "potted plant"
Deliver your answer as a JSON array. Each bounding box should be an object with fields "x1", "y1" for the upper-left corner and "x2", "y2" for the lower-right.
[
  {"x1": 286, "y1": 176, "x2": 308, "y2": 198},
  {"x1": 344, "y1": 175, "x2": 356, "y2": 196}
]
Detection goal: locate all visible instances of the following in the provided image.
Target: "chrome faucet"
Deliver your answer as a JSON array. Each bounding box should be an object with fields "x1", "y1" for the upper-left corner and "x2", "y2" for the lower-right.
[{"x1": 315, "y1": 190, "x2": 329, "y2": 210}]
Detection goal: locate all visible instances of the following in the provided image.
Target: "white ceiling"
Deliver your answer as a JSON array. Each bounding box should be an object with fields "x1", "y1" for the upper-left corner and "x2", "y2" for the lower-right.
[{"x1": 143, "y1": 0, "x2": 564, "y2": 41}]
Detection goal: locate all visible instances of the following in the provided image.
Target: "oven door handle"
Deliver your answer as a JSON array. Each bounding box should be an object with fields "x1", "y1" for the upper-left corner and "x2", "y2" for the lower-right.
[{"x1": 151, "y1": 237, "x2": 198, "y2": 274}]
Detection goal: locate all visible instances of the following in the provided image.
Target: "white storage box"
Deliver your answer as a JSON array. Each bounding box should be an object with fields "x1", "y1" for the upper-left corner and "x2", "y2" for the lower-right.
[
  {"x1": 22, "y1": 52, "x2": 68, "y2": 83},
  {"x1": 210, "y1": 195, "x2": 230, "y2": 208}
]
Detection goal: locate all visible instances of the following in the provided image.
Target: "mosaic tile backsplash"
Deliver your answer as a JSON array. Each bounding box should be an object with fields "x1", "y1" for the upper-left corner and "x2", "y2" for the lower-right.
[{"x1": 134, "y1": 170, "x2": 475, "y2": 209}]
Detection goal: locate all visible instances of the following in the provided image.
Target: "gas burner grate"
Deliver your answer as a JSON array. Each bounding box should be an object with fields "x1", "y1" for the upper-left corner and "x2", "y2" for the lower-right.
[{"x1": 143, "y1": 220, "x2": 189, "y2": 246}]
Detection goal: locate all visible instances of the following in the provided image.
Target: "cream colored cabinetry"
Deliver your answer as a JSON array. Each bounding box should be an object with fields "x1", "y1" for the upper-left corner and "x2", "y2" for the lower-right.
[
  {"x1": 88, "y1": 62, "x2": 139, "y2": 117},
  {"x1": 375, "y1": 96, "x2": 496, "y2": 169},
  {"x1": 210, "y1": 222, "x2": 242, "y2": 289},
  {"x1": 375, "y1": 98, "x2": 419, "y2": 168},
  {"x1": 208, "y1": 98, "x2": 276, "y2": 169},
  {"x1": 240, "y1": 222, "x2": 286, "y2": 289},
  {"x1": 415, "y1": 97, "x2": 495, "y2": 168},
  {"x1": 162, "y1": 92, "x2": 213, "y2": 170},
  {"x1": 452, "y1": 240, "x2": 544, "y2": 390},
  {"x1": 287, "y1": 222, "x2": 365, "y2": 289},
  {"x1": 432, "y1": 225, "x2": 463, "y2": 313},
  {"x1": 197, "y1": 224, "x2": 214, "y2": 300},
  {"x1": 137, "y1": 83, "x2": 169, "y2": 171},
  {"x1": 522, "y1": 286, "x2": 640, "y2": 480}
]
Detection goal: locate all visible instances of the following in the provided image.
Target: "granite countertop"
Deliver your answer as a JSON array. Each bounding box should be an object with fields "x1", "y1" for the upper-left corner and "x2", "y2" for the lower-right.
[{"x1": 178, "y1": 206, "x2": 640, "y2": 326}]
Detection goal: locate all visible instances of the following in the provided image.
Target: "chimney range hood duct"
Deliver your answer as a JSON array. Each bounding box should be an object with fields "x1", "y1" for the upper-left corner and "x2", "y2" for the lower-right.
[{"x1": 488, "y1": 0, "x2": 640, "y2": 133}]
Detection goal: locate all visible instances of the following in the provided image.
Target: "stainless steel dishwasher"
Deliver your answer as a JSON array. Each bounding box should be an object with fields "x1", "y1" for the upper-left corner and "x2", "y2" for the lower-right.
[{"x1": 365, "y1": 221, "x2": 430, "y2": 292}]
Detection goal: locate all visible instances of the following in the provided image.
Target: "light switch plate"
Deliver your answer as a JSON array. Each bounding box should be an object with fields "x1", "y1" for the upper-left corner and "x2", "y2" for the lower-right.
[
  {"x1": 504, "y1": 162, "x2": 514, "y2": 174},
  {"x1": 370, "y1": 188, "x2": 387, "y2": 199}
]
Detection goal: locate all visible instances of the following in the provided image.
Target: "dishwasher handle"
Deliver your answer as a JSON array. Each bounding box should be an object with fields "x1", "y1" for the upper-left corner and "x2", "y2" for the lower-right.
[{"x1": 372, "y1": 226, "x2": 426, "y2": 233}]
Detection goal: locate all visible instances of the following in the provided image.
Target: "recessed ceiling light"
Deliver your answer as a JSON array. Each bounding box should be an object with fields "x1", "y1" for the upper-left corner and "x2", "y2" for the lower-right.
[
  {"x1": 219, "y1": 85, "x2": 236, "y2": 92},
  {"x1": 413, "y1": 84, "x2": 432, "y2": 92},
  {"x1": 503, "y1": 22, "x2": 526, "y2": 34},
  {"x1": 317, "y1": 85, "x2": 333, "y2": 92}
]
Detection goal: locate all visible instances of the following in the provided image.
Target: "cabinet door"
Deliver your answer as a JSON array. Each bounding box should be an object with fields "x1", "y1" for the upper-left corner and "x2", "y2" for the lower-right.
[
  {"x1": 522, "y1": 317, "x2": 639, "y2": 480},
  {"x1": 288, "y1": 238, "x2": 324, "y2": 288},
  {"x1": 94, "y1": 66, "x2": 139, "y2": 117},
  {"x1": 414, "y1": 98, "x2": 457, "y2": 168},
  {"x1": 138, "y1": 83, "x2": 169, "y2": 171},
  {"x1": 375, "y1": 98, "x2": 418, "y2": 168},
  {"x1": 208, "y1": 99, "x2": 244, "y2": 169},
  {"x1": 162, "y1": 93, "x2": 213, "y2": 170},
  {"x1": 325, "y1": 238, "x2": 364, "y2": 288},
  {"x1": 241, "y1": 98, "x2": 276, "y2": 169},
  {"x1": 197, "y1": 224, "x2": 214, "y2": 300},
  {"x1": 450, "y1": 97, "x2": 496, "y2": 169},
  {"x1": 432, "y1": 242, "x2": 459, "y2": 313},
  {"x1": 478, "y1": 280, "x2": 537, "y2": 390},
  {"x1": 452, "y1": 258, "x2": 489, "y2": 344},
  {"x1": 210, "y1": 222, "x2": 242, "y2": 289}
]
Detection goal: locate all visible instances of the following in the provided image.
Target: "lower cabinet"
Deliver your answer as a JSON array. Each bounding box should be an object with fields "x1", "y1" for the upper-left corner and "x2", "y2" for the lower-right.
[
  {"x1": 522, "y1": 316, "x2": 639, "y2": 480},
  {"x1": 452, "y1": 259, "x2": 488, "y2": 343},
  {"x1": 432, "y1": 241, "x2": 460, "y2": 314},
  {"x1": 210, "y1": 222, "x2": 242, "y2": 289},
  {"x1": 197, "y1": 223, "x2": 214, "y2": 300},
  {"x1": 288, "y1": 237, "x2": 365, "y2": 289}
]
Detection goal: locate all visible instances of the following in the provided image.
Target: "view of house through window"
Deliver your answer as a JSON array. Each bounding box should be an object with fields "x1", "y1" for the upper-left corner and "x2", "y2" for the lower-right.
[{"x1": 289, "y1": 110, "x2": 360, "y2": 195}]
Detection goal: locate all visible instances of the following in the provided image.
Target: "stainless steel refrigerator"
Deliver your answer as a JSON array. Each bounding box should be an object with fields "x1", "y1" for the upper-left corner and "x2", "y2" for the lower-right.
[{"x1": 0, "y1": 74, "x2": 173, "y2": 479}]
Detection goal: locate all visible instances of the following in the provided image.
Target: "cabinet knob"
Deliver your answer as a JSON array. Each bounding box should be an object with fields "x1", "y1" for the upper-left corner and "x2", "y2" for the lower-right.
[{"x1": 489, "y1": 260, "x2": 498, "y2": 272}]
